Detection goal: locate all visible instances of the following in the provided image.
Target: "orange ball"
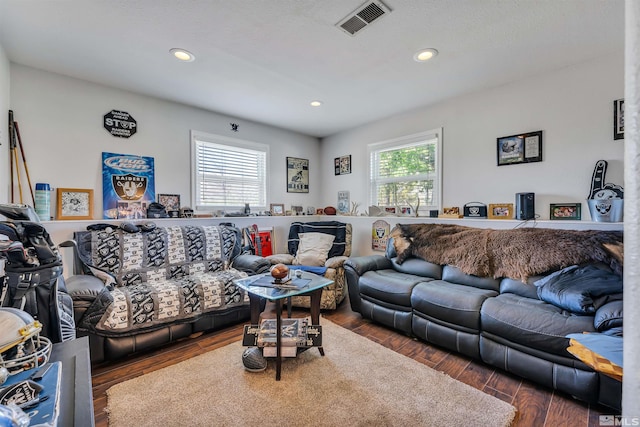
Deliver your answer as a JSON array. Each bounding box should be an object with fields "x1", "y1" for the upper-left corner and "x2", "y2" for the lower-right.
[{"x1": 270, "y1": 263, "x2": 289, "y2": 279}]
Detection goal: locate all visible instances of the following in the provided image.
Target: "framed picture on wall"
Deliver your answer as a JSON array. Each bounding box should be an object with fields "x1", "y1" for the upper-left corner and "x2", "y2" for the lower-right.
[
  {"x1": 497, "y1": 130, "x2": 543, "y2": 166},
  {"x1": 57, "y1": 188, "x2": 94, "y2": 220},
  {"x1": 614, "y1": 98, "x2": 624, "y2": 140},
  {"x1": 286, "y1": 157, "x2": 309, "y2": 193},
  {"x1": 335, "y1": 155, "x2": 352, "y2": 175}
]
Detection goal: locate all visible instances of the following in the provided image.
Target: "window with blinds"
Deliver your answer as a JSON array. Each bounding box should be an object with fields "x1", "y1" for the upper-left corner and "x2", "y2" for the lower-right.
[
  {"x1": 191, "y1": 131, "x2": 268, "y2": 211},
  {"x1": 369, "y1": 129, "x2": 442, "y2": 213}
]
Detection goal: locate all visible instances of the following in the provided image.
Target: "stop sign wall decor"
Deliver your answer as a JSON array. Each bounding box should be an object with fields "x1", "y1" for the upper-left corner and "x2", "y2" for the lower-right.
[{"x1": 104, "y1": 110, "x2": 137, "y2": 138}]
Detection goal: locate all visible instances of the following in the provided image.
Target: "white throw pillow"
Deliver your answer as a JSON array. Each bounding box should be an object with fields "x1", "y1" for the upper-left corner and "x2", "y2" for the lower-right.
[{"x1": 293, "y1": 232, "x2": 336, "y2": 267}]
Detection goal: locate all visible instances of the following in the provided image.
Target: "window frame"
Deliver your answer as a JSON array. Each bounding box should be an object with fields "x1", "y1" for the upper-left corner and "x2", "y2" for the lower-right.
[
  {"x1": 190, "y1": 130, "x2": 270, "y2": 213},
  {"x1": 367, "y1": 128, "x2": 443, "y2": 213}
]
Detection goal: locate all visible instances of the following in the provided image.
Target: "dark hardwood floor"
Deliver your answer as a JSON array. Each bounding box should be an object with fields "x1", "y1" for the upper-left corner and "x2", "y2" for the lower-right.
[{"x1": 91, "y1": 297, "x2": 616, "y2": 426}]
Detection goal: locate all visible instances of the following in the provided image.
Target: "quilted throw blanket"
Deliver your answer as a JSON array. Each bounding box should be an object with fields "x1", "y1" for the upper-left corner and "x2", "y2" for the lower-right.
[
  {"x1": 84, "y1": 225, "x2": 249, "y2": 333},
  {"x1": 391, "y1": 223, "x2": 623, "y2": 282}
]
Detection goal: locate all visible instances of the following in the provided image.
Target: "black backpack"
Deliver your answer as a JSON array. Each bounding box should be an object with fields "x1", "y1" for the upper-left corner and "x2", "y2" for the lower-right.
[{"x1": 0, "y1": 214, "x2": 75, "y2": 343}]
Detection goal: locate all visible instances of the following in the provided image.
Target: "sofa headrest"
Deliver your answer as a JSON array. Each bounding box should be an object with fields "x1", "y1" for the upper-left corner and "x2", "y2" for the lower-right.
[{"x1": 287, "y1": 221, "x2": 351, "y2": 258}]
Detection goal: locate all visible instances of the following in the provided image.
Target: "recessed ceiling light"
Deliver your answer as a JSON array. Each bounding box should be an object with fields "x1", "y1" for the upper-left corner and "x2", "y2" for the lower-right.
[
  {"x1": 170, "y1": 48, "x2": 195, "y2": 62},
  {"x1": 413, "y1": 48, "x2": 438, "y2": 62},
  {"x1": 310, "y1": 100, "x2": 323, "y2": 107}
]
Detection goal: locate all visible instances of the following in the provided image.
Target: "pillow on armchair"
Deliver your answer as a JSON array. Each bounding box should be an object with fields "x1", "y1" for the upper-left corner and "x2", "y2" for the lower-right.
[{"x1": 293, "y1": 232, "x2": 335, "y2": 267}]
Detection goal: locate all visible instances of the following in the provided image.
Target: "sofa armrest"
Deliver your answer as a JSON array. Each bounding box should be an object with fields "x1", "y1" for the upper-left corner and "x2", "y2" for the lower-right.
[
  {"x1": 65, "y1": 274, "x2": 114, "y2": 332},
  {"x1": 344, "y1": 255, "x2": 392, "y2": 276},
  {"x1": 66, "y1": 274, "x2": 109, "y2": 300},
  {"x1": 233, "y1": 254, "x2": 271, "y2": 274},
  {"x1": 345, "y1": 255, "x2": 392, "y2": 314},
  {"x1": 325, "y1": 255, "x2": 348, "y2": 269},
  {"x1": 594, "y1": 300, "x2": 623, "y2": 332}
]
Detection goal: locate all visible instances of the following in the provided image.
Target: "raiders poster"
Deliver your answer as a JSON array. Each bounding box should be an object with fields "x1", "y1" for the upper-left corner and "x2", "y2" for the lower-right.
[{"x1": 102, "y1": 152, "x2": 155, "y2": 219}]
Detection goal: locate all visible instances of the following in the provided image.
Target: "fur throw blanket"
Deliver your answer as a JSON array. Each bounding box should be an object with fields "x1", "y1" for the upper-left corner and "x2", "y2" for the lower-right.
[{"x1": 390, "y1": 224, "x2": 623, "y2": 281}]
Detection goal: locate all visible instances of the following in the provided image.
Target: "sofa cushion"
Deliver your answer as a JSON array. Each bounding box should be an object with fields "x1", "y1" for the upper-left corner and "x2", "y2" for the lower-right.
[
  {"x1": 359, "y1": 270, "x2": 430, "y2": 308},
  {"x1": 293, "y1": 232, "x2": 335, "y2": 266},
  {"x1": 411, "y1": 280, "x2": 497, "y2": 332},
  {"x1": 534, "y1": 264, "x2": 623, "y2": 314},
  {"x1": 75, "y1": 225, "x2": 240, "y2": 285},
  {"x1": 499, "y1": 277, "x2": 541, "y2": 299},
  {"x1": 98, "y1": 269, "x2": 248, "y2": 333},
  {"x1": 441, "y1": 266, "x2": 500, "y2": 291},
  {"x1": 481, "y1": 293, "x2": 596, "y2": 357},
  {"x1": 389, "y1": 257, "x2": 442, "y2": 280}
]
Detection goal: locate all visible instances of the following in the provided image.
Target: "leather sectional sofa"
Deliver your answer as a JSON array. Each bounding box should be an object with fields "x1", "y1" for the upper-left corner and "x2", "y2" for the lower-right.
[
  {"x1": 63, "y1": 223, "x2": 269, "y2": 363},
  {"x1": 345, "y1": 223, "x2": 623, "y2": 410}
]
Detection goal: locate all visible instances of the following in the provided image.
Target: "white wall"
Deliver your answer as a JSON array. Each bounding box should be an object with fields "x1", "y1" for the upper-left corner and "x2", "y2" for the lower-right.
[
  {"x1": 8, "y1": 64, "x2": 321, "y2": 216},
  {"x1": 0, "y1": 43, "x2": 9, "y2": 202},
  {"x1": 321, "y1": 53, "x2": 625, "y2": 220}
]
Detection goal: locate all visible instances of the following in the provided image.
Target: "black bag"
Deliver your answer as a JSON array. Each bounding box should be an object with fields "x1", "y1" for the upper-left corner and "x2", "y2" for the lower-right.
[
  {"x1": 0, "y1": 220, "x2": 75, "y2": 343},
  {"x1": 147, "y1": 202, "x2": 169, "y2": 218}
]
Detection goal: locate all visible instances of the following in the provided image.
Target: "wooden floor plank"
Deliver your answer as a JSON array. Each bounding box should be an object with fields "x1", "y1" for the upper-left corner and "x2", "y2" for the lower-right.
[
  {"x1": 90, "y1": 296, "x2": 613, "y2": 427},
  {"x1": 545, "y1": 392, "x2": 590, "y2": 427}
]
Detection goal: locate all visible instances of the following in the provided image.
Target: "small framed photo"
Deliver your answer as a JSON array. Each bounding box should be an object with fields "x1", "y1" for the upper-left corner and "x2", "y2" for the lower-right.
[
  {"x1": 488, "y1": 203, "x2": 514, "y2": 219},
  {"x1": 384, "y1": 206, "x2": 397, "y2": 214},
  {"x1": 56, "y1": 188, "x2": 94, "y2": 220},
  {"x1": 550, "y1": 203, "x2": 581, "y2": 220},
  {"x1": 400, "y1": 206, "x2": 412, "y2": 216},
  {"x1": 497, "y1": 130, "x2": 543, "y2": 166},
  {"x1": 614, "y1": 99, "x2": 624, "y2": 140},
  {"x1": 316, "y1": 208, "x2": 325, "y2": 215},
  {"x1": 334, "y1": 155, "x2": 352, "y2": 175},
  {"x1": 291, "y1": 205, "x2": 304, "y2": 215},
  {"x1": 157, "y1": 194, "x2": 180, "y2": 211},
  {"x1": 270, "y1": 203, "x2": 285, "y2": 216},
  {"x1": 439, "y1": 207, "x2": 462, "y2": 218}
]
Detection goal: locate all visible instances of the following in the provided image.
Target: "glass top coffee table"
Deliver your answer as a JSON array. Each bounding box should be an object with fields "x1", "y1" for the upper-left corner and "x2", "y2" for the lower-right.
[{"x1": 234, "y1": 270, "x2": 333, "y2": 380}]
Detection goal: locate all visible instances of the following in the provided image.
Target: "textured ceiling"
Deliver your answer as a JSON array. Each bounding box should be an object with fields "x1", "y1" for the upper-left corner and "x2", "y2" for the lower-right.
[{"x1": 0, "y1": 0, "x2": 625, "y2": 138}]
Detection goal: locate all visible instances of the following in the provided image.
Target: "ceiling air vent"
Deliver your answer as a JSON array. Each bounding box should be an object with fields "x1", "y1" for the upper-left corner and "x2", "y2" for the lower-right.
[{"x1": 336, "y1": 1, "x2": 391, "y2": 36}]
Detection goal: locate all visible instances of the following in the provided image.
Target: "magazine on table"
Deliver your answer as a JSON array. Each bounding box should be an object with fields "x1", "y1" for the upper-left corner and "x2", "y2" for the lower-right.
[{"x1": 257, "y1": 317, "x2": 309, "y2": 347}]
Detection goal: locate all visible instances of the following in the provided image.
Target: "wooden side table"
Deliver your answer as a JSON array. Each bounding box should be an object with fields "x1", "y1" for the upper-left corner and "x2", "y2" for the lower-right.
[{"x1": 234, "y1": 271, "x2": 333, "y2": 380}]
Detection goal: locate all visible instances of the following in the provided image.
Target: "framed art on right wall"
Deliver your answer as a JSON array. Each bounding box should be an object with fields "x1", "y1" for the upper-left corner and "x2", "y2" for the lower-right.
[{"x1": 614, "y1": 98, "x2": 624, "y2": 140}]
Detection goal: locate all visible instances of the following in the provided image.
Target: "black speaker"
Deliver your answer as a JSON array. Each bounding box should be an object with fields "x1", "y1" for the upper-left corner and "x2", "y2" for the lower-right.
[{"x1": 516, "y1": 192, "x2": 535, "y2": 220}]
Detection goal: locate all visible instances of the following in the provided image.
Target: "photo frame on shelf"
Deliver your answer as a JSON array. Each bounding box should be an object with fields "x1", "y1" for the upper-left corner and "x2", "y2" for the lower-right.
[
  {"x1": 56, "y1": 188, "x2": 94, "y2": 220},
  {"x1": 334, "y1": 155, "x2": 352, "y2": 175},
  {"x1": 497, "y1": 130, "x2": 543, "y2": 166},
  {"x1": 439, "y1": 207, "x2": 462, "y2": 218},
  {"x1": 337, "y1": 191, "x2": 350, "y2": 214},
  {"x1": 286, "y1": 157, "x2": 309, "y2": 193},
  {"x1": 550, "y1": 203, "x2": 582, "y2": 220},
  {"x1": 157, "y1": 194, "x2": 180, "y2": 211},
  {"x1": 270, "y1": 203, "x2": 285, "y2": 216},
  {"x1": 614, "y1": 98, "x2": 624, "y2": 140},
  {"x1": 488, "y1": 203, "x2": 514, "y2": 219}
]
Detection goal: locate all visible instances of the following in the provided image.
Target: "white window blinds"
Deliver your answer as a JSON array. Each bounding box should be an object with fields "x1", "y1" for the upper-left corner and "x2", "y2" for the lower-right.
[{"x1": 192, "y1": 132, "x2": 268, "y2": 211}]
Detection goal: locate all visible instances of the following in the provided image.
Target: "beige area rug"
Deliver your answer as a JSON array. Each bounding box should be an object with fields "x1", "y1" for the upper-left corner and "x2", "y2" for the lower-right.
[{"x1": 106, "y1": 319, "x2": 517, "y2": 427}]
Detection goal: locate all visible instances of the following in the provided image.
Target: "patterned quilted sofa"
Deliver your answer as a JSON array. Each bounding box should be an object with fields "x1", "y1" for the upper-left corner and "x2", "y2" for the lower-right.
[{"x1": 63, "y1": 223, "x2": 269, "y2": 362}]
